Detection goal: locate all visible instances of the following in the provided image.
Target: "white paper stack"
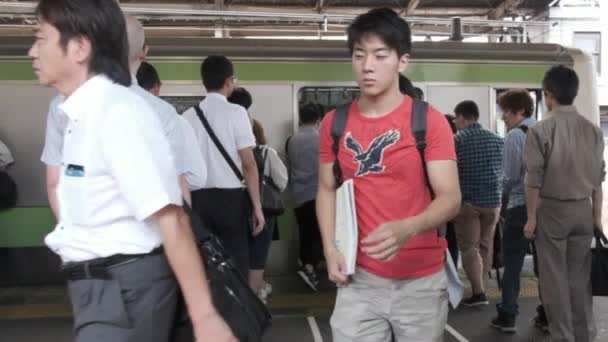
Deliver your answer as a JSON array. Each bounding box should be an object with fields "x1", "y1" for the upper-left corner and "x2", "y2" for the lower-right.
[{"x1": 335, "y1": 179, "x2": 358, "y2": 275}]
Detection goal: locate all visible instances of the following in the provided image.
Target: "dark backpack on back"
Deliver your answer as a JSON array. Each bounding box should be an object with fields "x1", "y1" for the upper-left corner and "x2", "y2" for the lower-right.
[{"x1": 0, "y1": 170, "x2": 17, "y2": 210}]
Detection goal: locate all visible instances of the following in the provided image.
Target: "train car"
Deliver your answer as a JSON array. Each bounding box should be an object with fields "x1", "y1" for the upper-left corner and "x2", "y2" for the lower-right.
[{"x1": 0, "y1": 37, "x2": 598, "y2": 285}]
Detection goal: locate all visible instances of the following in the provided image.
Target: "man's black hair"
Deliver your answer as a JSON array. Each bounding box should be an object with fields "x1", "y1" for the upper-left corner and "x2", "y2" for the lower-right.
[
  {"x1": 227, "y1": 87, "x2": 253, "y2": 110},
  {"x1": 36, "y1": 0, "x2": 131, "y2": 86},
  {"x1": 454, "y1": 100, "x2": 480, "y2": 121},
  {"x1": 347, "y1": 8, "x2": 412, "y2": 57},
  {"x1": 299, "y1": 103, "x2": 322, "y2": 125},
  {"x1": 136, "y1": 61, "x2": 161, "y2": 91},
  {"x1": 542, "y1": 65, "x2": 579, "y2": 106},
  {"x1": 200, "y1": 55, "x2": 234, "y2": 91}
]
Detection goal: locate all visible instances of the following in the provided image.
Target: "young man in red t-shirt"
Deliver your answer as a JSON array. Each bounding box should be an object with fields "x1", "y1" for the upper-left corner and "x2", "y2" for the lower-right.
[{"x1": 316, "y1": 8, "x2": 461, "y2": 341}]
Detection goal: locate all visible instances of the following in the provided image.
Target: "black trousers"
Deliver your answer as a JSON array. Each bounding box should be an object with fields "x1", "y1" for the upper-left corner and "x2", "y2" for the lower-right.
[
  {"x1": 445, "y1": 221, "x2": 459, "y2": 267},
  {"x1": 294, "y1": 200, "x2": 323, "y2": 267},
  {"x1": 192, "y1": 188, "x2": 251, "y2": 277}
]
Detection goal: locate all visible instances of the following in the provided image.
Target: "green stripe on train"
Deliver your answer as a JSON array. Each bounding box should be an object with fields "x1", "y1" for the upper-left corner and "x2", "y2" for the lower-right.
[
  {"x1": 0, "y1": 61, "x2": 551, "y2": 83},
  {"x1": 0, "y1": 208, "x2": 55, "y2": 248},
  {"x1": 0, "y1": 207, "x2": 297, "y2": 248}
]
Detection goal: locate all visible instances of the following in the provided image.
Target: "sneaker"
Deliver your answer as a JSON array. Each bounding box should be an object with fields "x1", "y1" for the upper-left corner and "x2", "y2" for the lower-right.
[
  {"x1": 462, "y1": 293, "x2": 490, "y2": 307},
  {"x1": 297, "y1": 266, "x2": 319, "y2": 291},
  {"x1": 491, "y1": 312, "x2": 517, "y2": 333}
]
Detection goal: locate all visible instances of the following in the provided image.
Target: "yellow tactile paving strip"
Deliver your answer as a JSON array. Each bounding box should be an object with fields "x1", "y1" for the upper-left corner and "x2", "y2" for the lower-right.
[{"x1": 0, "y1": 280, "x2": 540, "y2": 320}]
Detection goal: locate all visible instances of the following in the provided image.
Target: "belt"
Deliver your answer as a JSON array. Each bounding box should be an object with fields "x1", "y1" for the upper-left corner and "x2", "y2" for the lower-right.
[{"x1": 62, "y1": 247, "x2": 163, "y2": 281}]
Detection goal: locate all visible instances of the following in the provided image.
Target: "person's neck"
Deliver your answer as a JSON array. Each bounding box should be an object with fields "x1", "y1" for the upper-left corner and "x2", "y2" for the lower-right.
[
  {"x1": 463, "y1": 120, "x2": 479, "y2": 128},
  {"x1": 129, "y1": 60, "x2": 141, "y2": 78},
  {"x1": 209, "y1": 89, "x2": 230, "y2": 98},
  {"x1": 57, "y1": 70, "x2": 94, "y2": 97},
  {"x1": 508, "y1": 117, "x2": 526, "y2": 131},
  {"x1": 357, "y1": 89, "x2": 403, "y2": 118}
]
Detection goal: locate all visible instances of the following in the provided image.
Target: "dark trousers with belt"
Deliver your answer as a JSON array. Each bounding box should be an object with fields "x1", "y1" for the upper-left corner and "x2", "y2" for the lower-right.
[
  {"x1": 294, "y1": 200, "x2": 323, "y2": 267},
  {"x1": 192, "y1": 187, "x2": 251, "y2": 277},
  {"x1": 536, "y1": 197, "x2": 595, "y2": 342},
  {"x1": 67, "y1": 253, "x2": 177, "y2": 342}
]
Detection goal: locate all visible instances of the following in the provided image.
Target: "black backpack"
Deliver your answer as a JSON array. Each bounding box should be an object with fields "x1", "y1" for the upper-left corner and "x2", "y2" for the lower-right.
[{"x1": 0, "y1": 170, "x2": 17, "y2": 210}]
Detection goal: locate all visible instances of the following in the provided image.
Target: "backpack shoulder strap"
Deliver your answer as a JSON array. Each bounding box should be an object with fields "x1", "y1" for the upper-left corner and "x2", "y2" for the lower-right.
[
  {"x1": 330, "y1": 103, "x2": 351, "y2": 187},
  {"x1": 193, "y1": 106, "x2": 244, "y2": 182},
  {"x1": 518, "y1": 125, "x2": 528, "y2": 134},
  {"x1": 411, "y1": 99, "x2": 432, "y2": 196}
]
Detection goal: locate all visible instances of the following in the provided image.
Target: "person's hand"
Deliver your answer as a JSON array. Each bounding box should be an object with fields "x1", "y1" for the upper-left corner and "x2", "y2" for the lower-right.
[
  {"x1": 251, "y1": 207, "x2": 265, "y2": 236},
  {"x1": 524, "y1": 219, "x2": 537, "y2": 240},
  {"x1": 193, "y1": 311, "x2": 237, "y2": 342},
  {"x1": 325, "y1": 247, "x2": 349, "y2": 286},
  {"x1": 361, "y1": 219, "x2": 417, "y2": 261}
]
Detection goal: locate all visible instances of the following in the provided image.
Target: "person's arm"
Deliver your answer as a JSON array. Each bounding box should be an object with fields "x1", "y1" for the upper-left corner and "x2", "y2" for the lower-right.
[
  {"x1": 154, "y1": 205, "x2": 236, "y2": 342},
  {"x1": 46, "y1": 165, "x2": 61, "y2": 221},
  {"x1": 523, "y1": 127, "x2": 545, "y2": 239},
  {"x1": 361, "y1": 160, "x2": 461, "y2": 261},
  {"x1": 179, "y1": 175, "x2": 192, "y2": 206},
  {"x1": 593, "y1": 186, "x2": 603, "y2": 230},
  {"x1": 316, "y1": 162, "x2": 348, "y2": 284},
  {"x1": 239, "y1": 147, "x2": 265, "y2": 235}
]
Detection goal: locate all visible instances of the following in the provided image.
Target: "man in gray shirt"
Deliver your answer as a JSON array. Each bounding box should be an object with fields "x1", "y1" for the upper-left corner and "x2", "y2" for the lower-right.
[
  {"x1": 524, "y1": 65, "x2": 604, "y2": 342},
  {"x1": 287, "y1": 103, "x2": 323, "y2": 291}
]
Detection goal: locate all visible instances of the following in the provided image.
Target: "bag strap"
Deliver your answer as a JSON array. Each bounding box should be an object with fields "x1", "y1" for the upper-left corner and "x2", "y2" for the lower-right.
[
  {"x1": 518, "y1": 125, "x2": 529, "y2": 134},
  {"x1": 193, "y1": 106, "x2": 244, "y2": 183},
  {"x1": 411, "y1": 99, "x2": 431, "y2": 197},
  {"x1": 330, "y1": 103, "x2": 351, "y2": 188},
  {"x1": 183, "y1": 201, "x2": 211, "y2": 242}
]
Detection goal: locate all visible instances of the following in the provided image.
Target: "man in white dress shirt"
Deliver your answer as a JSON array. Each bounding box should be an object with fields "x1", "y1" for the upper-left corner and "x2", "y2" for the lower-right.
[
  {"x1": 182, "y1": 56, "x2": 265, "y2": 277},
  {"x1": 29, "y1": 1, "x2": 234, "y2": 341}
]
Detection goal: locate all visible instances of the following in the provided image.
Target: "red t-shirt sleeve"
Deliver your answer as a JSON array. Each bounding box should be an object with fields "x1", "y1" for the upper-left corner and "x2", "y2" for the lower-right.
[
  {"x1": 425, "y1": 106, "x2": 456, "y2": 161},
  {"x1": 319, "y1": 110, "x2": 336, "y2": 164}
]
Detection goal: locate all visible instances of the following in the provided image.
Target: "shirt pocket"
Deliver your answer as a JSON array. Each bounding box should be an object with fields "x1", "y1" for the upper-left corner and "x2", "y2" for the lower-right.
[{"x1": 58, "y1": 164, "x2": 88, "y2": 224}]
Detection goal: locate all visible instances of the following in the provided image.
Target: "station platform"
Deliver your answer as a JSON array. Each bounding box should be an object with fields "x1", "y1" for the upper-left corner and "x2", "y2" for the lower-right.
[{"x1": 1, "y1": 257, "x2": 607, "y2": 342}]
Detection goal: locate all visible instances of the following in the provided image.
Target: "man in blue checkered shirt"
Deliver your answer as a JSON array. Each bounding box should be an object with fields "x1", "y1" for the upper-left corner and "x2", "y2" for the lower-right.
[{"x1": 453, "y1": 100, "x2": 504, "y2": 307}]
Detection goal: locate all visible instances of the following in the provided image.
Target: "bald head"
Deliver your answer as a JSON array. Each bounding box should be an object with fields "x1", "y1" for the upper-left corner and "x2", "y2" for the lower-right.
[{"x1": 125, "y1": 15, "x2": 146, "y2": 66}]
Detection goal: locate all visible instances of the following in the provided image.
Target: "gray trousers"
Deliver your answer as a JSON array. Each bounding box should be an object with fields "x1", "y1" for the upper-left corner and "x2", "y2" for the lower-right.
[
  {"x1": 67, "y1": 253, "x2": 178, "y2": 342},
  {"x1": 536, "y1": 197, "x2": 595, "y2": 342},
  {"x1": 331, "y1": 268, "x2": 448, "y2": 342}
]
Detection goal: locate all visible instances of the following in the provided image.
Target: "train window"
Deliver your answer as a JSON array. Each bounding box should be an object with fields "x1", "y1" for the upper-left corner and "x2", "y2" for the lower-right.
[
  {"x1": 160, "y1": 95, "x2": 205, "y2": 114},
  {"x1": 494, "y1": 88, "x2": 543, "y2": 137},
  {"x1": 297, "y1": 86, "x2": 359, "y2": 116}
]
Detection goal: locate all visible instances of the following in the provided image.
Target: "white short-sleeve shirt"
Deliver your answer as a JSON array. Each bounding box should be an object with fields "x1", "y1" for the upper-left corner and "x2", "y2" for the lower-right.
[
  {"x1": 178, "y1": 116, "x2": 206, "y2": 190},
  {"x1": 44, "y1": 75, "x2": 182, "y2": 262},
  {"x1": 182, "y1": 93, "x2": 256, "y2": 189},
  {"x1": 40, "y1": 94, "x2": 68, "y2": 166},
  {"x1": 40, "y1": 79, "x2": 208, "y2": 188}
]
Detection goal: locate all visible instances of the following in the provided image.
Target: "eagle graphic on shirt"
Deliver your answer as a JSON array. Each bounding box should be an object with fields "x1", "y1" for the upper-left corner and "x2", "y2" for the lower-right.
[{"x1": 345, "y1": 130, "x2": 401, "y2": 177}]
